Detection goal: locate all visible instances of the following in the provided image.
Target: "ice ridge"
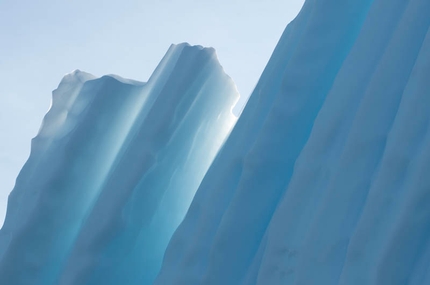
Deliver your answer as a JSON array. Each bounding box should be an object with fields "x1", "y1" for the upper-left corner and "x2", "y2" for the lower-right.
[
  {"x1": 0, "y1": 43, "x2": 239, "y2": 285},
  {"x1": 155, "y1": 1, "x2": 430, "y2": 285},
  {"x1": 2, "y1": 0, "x2": 430, "y2": 284}
]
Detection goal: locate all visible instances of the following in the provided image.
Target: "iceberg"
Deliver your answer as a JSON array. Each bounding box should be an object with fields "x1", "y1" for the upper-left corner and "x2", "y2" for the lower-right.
[
  {"x1": 0, "y1": 43, "x2": 238, "y2": 285},
  {"x1": 2, "y1": 0, "x2": 430, "y2": 284},
  {"x1": 155, "y1": 1, "x2": 430, "y2": 285}
]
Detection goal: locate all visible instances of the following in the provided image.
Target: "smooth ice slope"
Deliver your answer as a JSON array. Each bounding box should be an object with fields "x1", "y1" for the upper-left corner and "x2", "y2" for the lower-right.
[
  {"x1": 0, "y1": 43, "x2": 238, "y2": 285},
  {"x1": 155, "y1": 1, "x2": 430, "y2": 285}
]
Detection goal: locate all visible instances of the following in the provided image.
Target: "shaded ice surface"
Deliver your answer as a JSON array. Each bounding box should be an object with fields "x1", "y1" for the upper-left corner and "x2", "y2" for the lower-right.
[
  {"x1": 154, "y1": 0, "x2": 430, "y2": 285},
  {"x1": 0, "y1": 43, "x2": 238, "y2": 285},
  {"x1": 2, "y1": 0, "x2": 430, "y2": 284}
]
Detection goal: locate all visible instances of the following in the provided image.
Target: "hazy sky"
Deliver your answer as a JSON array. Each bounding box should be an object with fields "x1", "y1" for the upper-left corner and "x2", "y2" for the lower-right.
[{"x1": 0, "y1": 0, "x2": 304, "y2": 224}]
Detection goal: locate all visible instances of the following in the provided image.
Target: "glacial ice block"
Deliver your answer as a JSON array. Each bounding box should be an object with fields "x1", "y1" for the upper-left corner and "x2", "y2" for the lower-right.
[
  {"x1": 155, "y1": 1, "x2": 430, "y2": 285},
  {"x1": 0, "y1": 43, "x2": 239, "y2": 285},
  {"x1": 3, "y1": 0, "x2": 430, "y2": 284}
]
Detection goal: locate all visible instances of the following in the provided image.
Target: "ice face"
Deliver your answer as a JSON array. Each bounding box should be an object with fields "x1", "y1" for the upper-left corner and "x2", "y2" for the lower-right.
[
  {"x1": 155, "y1": 1, "x2": 430, "y2": 285},
  {"x1": 0, "y1": 43, "x2": 238, "y2": 285},
  {"x1": 2, "y1": 0, "x2": 430, "y2": 284}
]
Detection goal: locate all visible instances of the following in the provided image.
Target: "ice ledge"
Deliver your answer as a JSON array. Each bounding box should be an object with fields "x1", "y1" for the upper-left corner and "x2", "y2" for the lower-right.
[{"x1": 57, "y1": 43, "x2": 219, "y2": 88}]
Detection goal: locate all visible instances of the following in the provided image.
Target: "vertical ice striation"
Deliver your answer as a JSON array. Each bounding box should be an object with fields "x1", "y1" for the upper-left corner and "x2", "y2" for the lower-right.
[
  {"x1": 155, "y1": 0, "x2": 430, "y2": 285},
  {"x1": 2, "y1": 0, "x2": 430, "y2": 284},
  {"x1": 0, "y1": 43, "x2": 238, "y2": 285}
]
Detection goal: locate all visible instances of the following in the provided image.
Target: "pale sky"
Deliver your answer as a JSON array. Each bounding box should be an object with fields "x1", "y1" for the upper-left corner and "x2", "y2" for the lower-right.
[{"x1": 0, "y1": 0, "x2": 304, "y2": 225}]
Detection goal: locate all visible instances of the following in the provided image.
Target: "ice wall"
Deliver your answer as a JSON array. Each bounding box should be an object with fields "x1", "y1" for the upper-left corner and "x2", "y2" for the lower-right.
[
  {"x1": 155, "y1": 0, "x2": 430, "y2": 285},
  {"x1": 0, "y1": 43, "x2": 238, "y2": 285},
  {"x1": 2, "y1": 0, "x2": 430, "y2": 284}
]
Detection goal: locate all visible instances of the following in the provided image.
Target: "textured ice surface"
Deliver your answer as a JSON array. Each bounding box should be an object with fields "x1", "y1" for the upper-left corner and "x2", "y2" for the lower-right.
[
  {"x1": 2, "y1": 0, "x2": 430, "y2": 284},
  {"x1": 0, "y1": 43, "x2": 238, "y2": 285},
  {"x1": 155, "y1": 1, "x2": 430, "y2": 285}
]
